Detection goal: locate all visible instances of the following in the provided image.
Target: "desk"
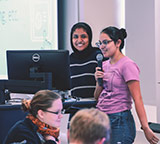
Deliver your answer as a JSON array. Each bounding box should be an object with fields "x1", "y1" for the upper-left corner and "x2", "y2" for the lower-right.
[
  {"x1": 0, "y1": 99, "x2": 97, "y2": 143},
  {"x1": 63, "y1": 98, "x2": 97, "y2": 113}
]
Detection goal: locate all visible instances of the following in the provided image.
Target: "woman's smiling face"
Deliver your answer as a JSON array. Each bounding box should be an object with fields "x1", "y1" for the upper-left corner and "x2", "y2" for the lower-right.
[{"x1": 72, "y1": 28, "x2": 89, "y2": 51}]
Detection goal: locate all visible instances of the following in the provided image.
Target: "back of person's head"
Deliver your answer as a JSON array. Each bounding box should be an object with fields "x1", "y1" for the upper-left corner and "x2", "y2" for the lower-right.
[
  {"x1": 22, "y1": 89, "x2": 61, "y2": 117},
  {"x1": 101, "y1": 26, "x2": 127, "y2": 52},
  {"x1": 70, "y1": 22, "x2": 93, "y2": 52},
  {"x1": 69, "y1": 108, "x2": 110, "y2": 144}
]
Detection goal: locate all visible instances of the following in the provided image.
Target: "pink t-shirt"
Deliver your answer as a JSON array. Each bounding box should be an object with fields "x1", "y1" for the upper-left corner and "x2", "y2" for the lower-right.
[{"x1": 96, "y1": 56, "x2": 140, "y2": 114}]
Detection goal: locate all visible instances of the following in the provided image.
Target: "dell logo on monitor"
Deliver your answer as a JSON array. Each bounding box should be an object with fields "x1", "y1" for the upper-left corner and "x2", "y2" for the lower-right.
[{"x1": 32, "y1": 53, "x2": 40, "y2": 62}]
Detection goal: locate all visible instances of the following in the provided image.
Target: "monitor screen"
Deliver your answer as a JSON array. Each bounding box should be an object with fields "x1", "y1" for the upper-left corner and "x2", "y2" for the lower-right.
[{"x1": 6, "y1": 50, "x2": 71, "y2": 92}]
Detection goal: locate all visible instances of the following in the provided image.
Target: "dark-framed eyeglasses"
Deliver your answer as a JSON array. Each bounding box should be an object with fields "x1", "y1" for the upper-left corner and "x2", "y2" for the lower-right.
[
  {"x1": 45, "y1": 109, "x2": 65, "y2": 115},
  {"x1": 95, "y1": 40, "x2": 113, "y2": 48}
]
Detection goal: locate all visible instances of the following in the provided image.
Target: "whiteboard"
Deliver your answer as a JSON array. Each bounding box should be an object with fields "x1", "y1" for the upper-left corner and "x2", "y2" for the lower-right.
[{"x1": 0, "y1": 0, "x2": 58, "y2": 77}]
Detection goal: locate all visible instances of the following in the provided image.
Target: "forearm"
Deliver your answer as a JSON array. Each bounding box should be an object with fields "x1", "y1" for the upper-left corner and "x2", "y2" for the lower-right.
[
  {"x1": 94, "y1": 82, "x2": 103, "y2": 100},
  {"x1": 128, "y1": 81, "x2": 159, "y2": 143},
  {"x1": 134, "y1": 96, "x2": 149, "y2": 130},
  {"x1": 127, "y1": 81, "x2": 149, "y2": 129}
]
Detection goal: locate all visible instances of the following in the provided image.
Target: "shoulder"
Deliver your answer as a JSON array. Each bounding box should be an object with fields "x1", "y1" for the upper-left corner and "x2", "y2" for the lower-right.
[
  {"x1": 13, "y1": 118, "x2": 37, "y2": 131},
  {"x1": 70, "y1": 52, "x2": 75, "y2": 59},
  {"x1": 92, "y1": 47, "x2": 100, "y2": 51},
  {"x1": 120, "y1": 57, "x2": 140, "y2": 81},
  {"x1": 91, "y1": 47, "x2": 101, "y2": 54},
  {"x1": 122, "y1": 57, "x2": 139, "y2": 69},
  {"x1": 4, "y1": 118, "x2": 39, "y2": 144},
  {"x1": 69, "y1": 52, "x2": 78, "y2": 63},
  {"x1": 8, "y1": 119, "x2": 31, "y2": 133},
  {"x1": 70, "y1": 47, "x2": 101, "y2": 56},
  {"x1": 121, "y1": 57, "x2": 140, "y2": 76},
  {"x1": 88, "y1": 47, "x2": 102, "y2": 59}
]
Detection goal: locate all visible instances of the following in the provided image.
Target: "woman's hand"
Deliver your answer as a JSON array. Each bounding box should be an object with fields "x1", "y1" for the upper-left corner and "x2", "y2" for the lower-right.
[
  {"x1": 94, "y1": 67, "x2": 104, "y2": 100},
  {"x1": 95, "y1": 67, "x2": 104, "y2": 82},
  {"x1": 143, "y1": 127, "x2": 159, "y2": 144}
]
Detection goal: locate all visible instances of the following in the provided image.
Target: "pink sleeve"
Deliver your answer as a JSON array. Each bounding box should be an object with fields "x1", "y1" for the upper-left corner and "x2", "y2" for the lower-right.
[{"x1": 122, "y1": 61, "x2": 140, "y2": 82}]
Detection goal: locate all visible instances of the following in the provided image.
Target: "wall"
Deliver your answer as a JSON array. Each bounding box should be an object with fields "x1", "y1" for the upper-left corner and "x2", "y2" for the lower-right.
[
  {"x1": 126, "y1": 0, "x2": 156, "y2": 105},
  {"x1": 79, "y1": 0, "x2": 125, "y2": 47},
  {"x1": 155, "y1": 0, "x2": 160, "y2": 122},
  {"x1": 125, "y1": 0, "x2": 160, "y2": 122}
]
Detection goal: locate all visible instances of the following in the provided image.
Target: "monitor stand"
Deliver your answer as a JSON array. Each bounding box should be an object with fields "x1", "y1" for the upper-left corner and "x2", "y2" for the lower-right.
[{"x1": 0, "y1": 72, "x2": 53, "y2": 104}]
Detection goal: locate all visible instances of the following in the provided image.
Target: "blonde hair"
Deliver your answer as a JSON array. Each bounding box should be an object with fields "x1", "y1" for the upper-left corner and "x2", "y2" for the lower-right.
[{"x1": 69, "y1": 108, "x2": 110, "y2": 144}]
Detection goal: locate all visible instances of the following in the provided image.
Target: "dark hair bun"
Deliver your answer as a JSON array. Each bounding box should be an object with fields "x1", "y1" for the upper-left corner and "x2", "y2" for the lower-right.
[{"x1": 120, "y1": 28, "x2": 127, "y2": 39}]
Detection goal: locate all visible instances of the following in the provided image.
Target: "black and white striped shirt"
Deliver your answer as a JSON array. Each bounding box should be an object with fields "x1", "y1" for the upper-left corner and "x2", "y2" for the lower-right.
[{"x1": 70, "y1": 47, "x2": 101, "y2": 98}]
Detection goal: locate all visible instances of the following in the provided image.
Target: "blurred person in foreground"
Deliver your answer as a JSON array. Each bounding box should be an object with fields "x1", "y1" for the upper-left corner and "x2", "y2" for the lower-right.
[{"x1": 68, "y1": 108, "x2": 110, "y2": 144}]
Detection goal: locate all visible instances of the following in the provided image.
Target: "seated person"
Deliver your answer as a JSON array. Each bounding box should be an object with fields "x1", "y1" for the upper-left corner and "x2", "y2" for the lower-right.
[
  {"x1": 68, "y1": 108, "x2": 111, "y2": 144},
  {"x1": 3, "y1": 90, "x2": 63, "y2": 144},
  {"x1": 70, "y1": 22, "x2": 102, "y2": 98}
]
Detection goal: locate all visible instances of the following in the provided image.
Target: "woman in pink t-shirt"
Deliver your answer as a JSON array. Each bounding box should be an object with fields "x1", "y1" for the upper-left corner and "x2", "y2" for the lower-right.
[{"x1": 94, "y1": 26, "x2": 159, "y2": 144}]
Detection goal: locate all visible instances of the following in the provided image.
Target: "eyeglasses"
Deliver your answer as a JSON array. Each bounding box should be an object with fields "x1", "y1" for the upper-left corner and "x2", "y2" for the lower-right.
[
  {"x1": 95, "y1": 40, "x2": 113, "y2": 48},
  {"x1": 45, "y1": 109, "x2": 65, "y2": 115}
]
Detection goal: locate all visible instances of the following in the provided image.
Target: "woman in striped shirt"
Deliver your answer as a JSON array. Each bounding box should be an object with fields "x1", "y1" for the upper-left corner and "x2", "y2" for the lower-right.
[{"x1": 69, "y1": 22, "x2": 102, "y2": 98}]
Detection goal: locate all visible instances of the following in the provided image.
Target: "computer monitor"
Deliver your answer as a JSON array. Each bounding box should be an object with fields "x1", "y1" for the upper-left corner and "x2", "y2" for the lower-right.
[{"x1": 6, "y1": 50, "x2": 71, "y2": 93}]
